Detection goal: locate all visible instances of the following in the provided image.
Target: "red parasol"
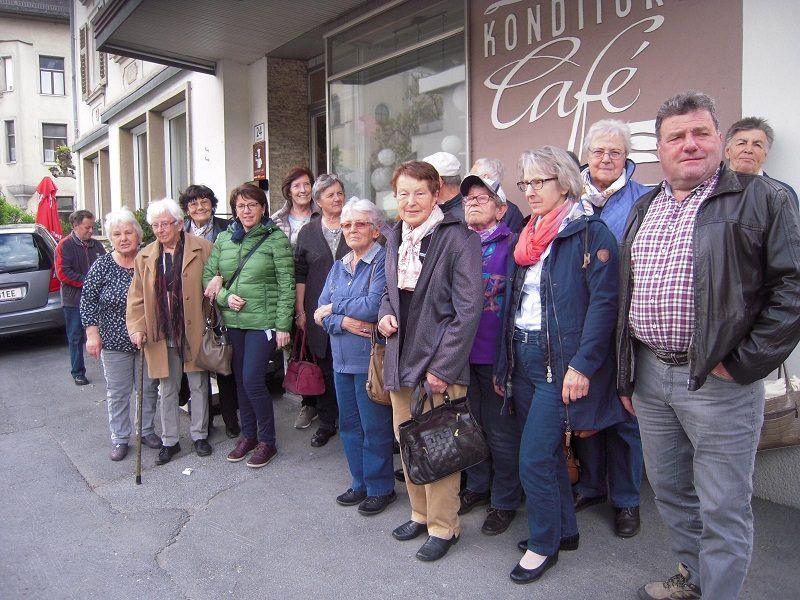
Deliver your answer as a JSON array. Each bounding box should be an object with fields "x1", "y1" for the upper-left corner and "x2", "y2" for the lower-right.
[{"x1": 35, "y1": 176, "x2": 63, "y2": 241}]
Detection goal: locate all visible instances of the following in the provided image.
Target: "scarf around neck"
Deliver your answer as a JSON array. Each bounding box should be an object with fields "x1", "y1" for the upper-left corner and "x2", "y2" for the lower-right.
[
  {"x1": 155, "y1": 232, "x2": 185, "y2": 355},
  {"x1": 582, "y1": 168, "x2": 627, "y2": 208},
  {"x1": 514, "y1": 200, "x2": 574, "y2": 267},
  {"x1": 397, "y1": 205, "x2": 444, "y2": 290}
]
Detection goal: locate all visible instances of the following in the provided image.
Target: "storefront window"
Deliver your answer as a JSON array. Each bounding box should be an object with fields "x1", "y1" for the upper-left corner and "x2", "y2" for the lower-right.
[{"x1": 328, "y1": 0, "x2": 466, "y2": 216}]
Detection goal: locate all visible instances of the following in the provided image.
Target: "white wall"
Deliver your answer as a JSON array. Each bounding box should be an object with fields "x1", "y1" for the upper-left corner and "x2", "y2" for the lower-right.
[{"x1": 743, "y1": 0, "x2": 800, "y2": 508}]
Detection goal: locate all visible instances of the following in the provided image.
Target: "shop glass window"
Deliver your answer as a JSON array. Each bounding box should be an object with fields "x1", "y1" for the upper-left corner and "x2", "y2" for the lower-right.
[
  {"x1": 42, "y1": 123, "x2": 67, "y2": 163},
  {"x1": 40, "y1": 56, "x2": 65, "y2": 96},
  {"x1": 328, "y1": 32, "x2": 466, "y2": 217}
]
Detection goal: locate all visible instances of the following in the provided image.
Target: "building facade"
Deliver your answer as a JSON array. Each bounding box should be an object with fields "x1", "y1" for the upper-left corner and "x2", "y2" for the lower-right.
[
  {"x1": 75, "y1": 0, "x2": 800, "y2": 504},
  {"x1": 0, "y1": 0, "x2": 76, "y2": 220}
]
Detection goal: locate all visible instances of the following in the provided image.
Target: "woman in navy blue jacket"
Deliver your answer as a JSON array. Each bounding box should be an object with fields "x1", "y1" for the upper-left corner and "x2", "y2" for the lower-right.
[
  {"x1": 314, "y1": 198, "x2": 395, "y2": 515},
  {"x1": 494, "y1": 146, "x2": 625, "y2": 584}
]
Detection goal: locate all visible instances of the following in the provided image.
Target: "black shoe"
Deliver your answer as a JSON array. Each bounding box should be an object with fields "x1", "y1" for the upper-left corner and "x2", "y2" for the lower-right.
[
  {"x1": 392, "y1": 520, "x2": 427, "y2": 541},
  {"x1": 394, "y1": 468, "x2": 405, "y2": 482},
  {"x1": 336, "y1": 488, "x2": 367, "y2": 506},
  {"x1": 358, "y1": 491, "x2": 397, "y2": 516},
  {"x1": 517, "y1": 534, "x2": 579, "y2": 553},
  {"x1": 458, "y1": 489, "x2": 491, "y2": 515},
  {"x1": 573, "y1": 492, "x2": 607, "y2": 511},
  {"x1": 155, "y1": 443, "x2": 181, "y2": 465},
  {"x1": 481, "y1": 508, "x2": 516, "y2": 535},
  {"x1": 225, "y1": 422, "x2": 241, "y2": 439},
  {"x1": 415, "y1": 534, "x2": 459, "y2": 562},
  {"x1": 615, "y1": 506, "x2": 641, "y2": 538},
  {"x1": 194, "y1": 439, "x2": 212, "y2": 457},
  {"x1": 510, "y1": 553, "x2": 558, "y2": 584},
  {"x1": 310, "y1": 426, "x2": 337, "y2": 447},
  {"x1": 74, "y1": 375, "x2": 89, "y2": 386}
]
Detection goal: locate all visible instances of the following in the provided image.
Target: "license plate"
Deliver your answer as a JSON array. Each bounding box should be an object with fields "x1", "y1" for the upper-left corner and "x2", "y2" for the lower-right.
[{"x1": 0, "y1": 286, "x2": 25, "y2": 301}]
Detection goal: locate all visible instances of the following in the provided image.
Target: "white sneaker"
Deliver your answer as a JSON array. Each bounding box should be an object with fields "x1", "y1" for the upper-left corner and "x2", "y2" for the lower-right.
[{"x1": 294, "y1": 405, "x2": 318, "y2": 429}]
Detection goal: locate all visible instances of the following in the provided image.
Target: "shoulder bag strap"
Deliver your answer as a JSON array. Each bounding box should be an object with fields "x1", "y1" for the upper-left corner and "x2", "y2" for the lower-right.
[{"x1": 224, "y1": 230, "x2": 271, "y2": 290}]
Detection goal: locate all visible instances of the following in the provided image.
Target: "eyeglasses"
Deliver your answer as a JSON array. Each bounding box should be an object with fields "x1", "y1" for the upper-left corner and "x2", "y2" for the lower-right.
[
  {"x1": 462, "y1": 194, "x2": 493, "y2": 206},
  {"x1": 341, "y1": 221, "x2": 374, "y2": 231},
  {"x1": 588, "y1": 148, "x2": 624, "y2": 160},
  {"x1": 235, "y1": 203, "x2": 261, "y2": 213},
  {"x1": 516, "y1": 178, "x2": 557, "y2": 192},
  {"x1": 150, "y1": 220, "x2": 178, "y2": 230},
  {"x1": 187, "y1": 198, "x2": 212, "y2": 207}
]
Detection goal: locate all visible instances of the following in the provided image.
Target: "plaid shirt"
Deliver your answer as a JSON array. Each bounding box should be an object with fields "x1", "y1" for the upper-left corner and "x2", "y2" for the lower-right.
[{"x1": 629, "y1": 168, "x2": 720, "y2": 352}]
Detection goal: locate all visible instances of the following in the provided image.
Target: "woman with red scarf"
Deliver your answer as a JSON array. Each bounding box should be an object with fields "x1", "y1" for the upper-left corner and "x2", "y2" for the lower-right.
[{"x1": 493, "y1": 146, "x2": 625, "y2": 584}]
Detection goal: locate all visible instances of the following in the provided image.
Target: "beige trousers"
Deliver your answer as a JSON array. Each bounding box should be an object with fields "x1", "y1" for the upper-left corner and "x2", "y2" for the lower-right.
[{"x1": 391, "y1": 383, "x2": 466, "y2": 539}]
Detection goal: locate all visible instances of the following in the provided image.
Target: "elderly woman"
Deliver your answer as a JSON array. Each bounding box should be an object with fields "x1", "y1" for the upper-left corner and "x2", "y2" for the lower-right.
[
  {"x1": 203, "y1": 184, "x2": 294, "y2": 468},
  {"x1": 314, "y1": 198, "x2": 394, "y2": 514},
  {"x1": 271, "y1": 166, "x2": 318, "y2": 249},
  {"x1": 81, "y1": 208, "x2": 161, "y2": 461},
  {"x1": 456, "y1": 174, "x2": 522, "y2": 536},
  {"x1": 127, "y1": 198, "x2": 213, "y2": 466},
  {"x1": 574, "y1": 120, "x2": 651, "y2": 538},
  {"x1": 494, "y1": 146, "x2": 625, "y2": 583},
  {"x1": 179, "y1": 184, "x2": 240, "y2": 439},
  {"x1": 378, "y1": 161, "x2": 483, "y2": 562},
  {"x1": 293, "y1": 173, "x2": 349, "y2": 444}
]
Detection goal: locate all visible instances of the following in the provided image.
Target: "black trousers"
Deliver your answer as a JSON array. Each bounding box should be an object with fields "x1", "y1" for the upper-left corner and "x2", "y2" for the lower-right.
[{"x1": 179, "y1": 371, "x2": 239, "y2": 428}]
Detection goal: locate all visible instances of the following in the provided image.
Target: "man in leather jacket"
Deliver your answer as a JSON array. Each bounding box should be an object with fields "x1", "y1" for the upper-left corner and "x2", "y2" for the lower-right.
[{"x1": 616, "y1": 91, "x2": 800, "y2": 600}]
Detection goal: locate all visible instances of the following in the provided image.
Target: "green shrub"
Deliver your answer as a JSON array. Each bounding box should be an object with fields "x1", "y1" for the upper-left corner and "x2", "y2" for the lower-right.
[
  {"x1": 0, "y1": 193, "x2": 35, "y2": 225},
  {"x1": 134, "y1": 208, "x2": 155, "y2": 244}
]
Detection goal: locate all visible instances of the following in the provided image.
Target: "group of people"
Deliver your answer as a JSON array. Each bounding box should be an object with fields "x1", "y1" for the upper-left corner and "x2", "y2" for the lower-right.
[{"x1": 55, "y1": 89, "x2": 800, "y2": 598}]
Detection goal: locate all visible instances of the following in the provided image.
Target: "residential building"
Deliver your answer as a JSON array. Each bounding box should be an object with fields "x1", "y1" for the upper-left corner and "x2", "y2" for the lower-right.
[{"x1": 0, "y1": 0, "x2": 76, "y2": 220}]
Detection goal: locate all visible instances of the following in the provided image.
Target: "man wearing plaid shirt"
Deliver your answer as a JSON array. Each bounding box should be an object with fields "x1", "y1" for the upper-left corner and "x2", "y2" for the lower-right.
[{"x1": 616, "y1": 91, "x2": 800, "y2": 600}]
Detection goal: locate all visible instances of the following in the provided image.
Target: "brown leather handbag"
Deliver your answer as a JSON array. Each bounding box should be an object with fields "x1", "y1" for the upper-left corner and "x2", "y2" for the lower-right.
[
  {"x1": 194, "y1": 298, "x2": 233, "y2": 376},
  {"x1": 366, "y1": 330, "x2": 390, "y2": 405}
]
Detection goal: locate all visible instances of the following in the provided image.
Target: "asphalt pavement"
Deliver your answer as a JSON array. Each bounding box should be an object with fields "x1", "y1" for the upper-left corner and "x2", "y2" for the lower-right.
[{"x1": 1, "y1": 330, "x2": 799, "y2": 599}]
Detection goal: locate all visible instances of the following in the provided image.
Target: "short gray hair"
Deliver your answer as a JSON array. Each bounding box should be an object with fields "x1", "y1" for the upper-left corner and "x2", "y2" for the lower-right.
[
  {"x1": 146, "y1": 198, "x2": 184, "y2": 224},
  {"x1": 471, "y1": 158, "x2": 504, "y2": 181},
  {"x1": 582, "y1": 119, "x2": 632, "y2": 155},
  {"x1": 312, "y1": 173, "x2": 345, "y2": 202},
  {"x1": 105, "y1": 208, "x2": 142, "y2": 241},
  {"x1": 725, "y1": 116, "x2": 775, "y2": 148},
  {"x1": 518, "y1": 146, "x2": 583, "y2": 199},
  {"x1": 341, "y1": 197, "x2": 385, "y2": 229},
  {"x1": 655, "y1": 91, "x2": 719, "y2": 141}
]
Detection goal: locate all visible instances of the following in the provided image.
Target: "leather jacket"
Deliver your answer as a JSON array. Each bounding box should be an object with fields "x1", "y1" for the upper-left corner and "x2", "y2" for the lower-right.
[{"x1": 616, "y1": 164, "x2": 800, "y2": 394}]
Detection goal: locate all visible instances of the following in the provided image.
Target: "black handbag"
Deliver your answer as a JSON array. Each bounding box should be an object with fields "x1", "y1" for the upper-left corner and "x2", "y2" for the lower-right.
[
  {"x1": 398, "y1": 381, "x2": 489, "y2": 485},
  {"x1": 194, "y1": 298, "x2": 233, "y2": 375}
]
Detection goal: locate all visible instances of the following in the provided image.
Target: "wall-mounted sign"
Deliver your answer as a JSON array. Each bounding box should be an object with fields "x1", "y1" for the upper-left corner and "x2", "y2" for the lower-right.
[
  {"x1": 469, "y1": 0, "x2": 743, "y2": 192},
  {"x1": 254, "y1": 123, "x2": 265, "y2": 143},
  {"x1": 253, "y1": 141, "x2": 266, "y2": 180}
]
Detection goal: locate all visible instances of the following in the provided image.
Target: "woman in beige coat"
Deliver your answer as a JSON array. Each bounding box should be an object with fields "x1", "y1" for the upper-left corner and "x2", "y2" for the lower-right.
[{"x1": 127, "y1": 198, "x2": 213, "y2": 466}]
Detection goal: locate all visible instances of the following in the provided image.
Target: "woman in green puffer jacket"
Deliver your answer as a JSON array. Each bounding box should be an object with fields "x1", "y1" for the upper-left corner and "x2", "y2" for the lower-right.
[{"x1": 203, "y1": 183, "x2": 295, "y2": 468}]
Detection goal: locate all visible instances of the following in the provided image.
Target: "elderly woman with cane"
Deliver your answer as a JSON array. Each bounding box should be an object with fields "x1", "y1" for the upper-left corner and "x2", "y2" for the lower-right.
[
  {"x1": 127, "y1": 198, "x2": 213, "y2": 466},
  {"x1": 81, "y1": 208, "x2": 161, "y2": 461},
  {"x1": 378, "y1": 160, "x2": 483, "y2": 562}
]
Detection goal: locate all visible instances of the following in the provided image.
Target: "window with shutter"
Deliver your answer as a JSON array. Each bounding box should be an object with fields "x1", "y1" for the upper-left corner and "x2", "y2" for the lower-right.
[
  {"x1": 99, "y1": 52, "x2": 107, "y2": 85},
  {"x1": 79, "y1": 25, "x2": 89, "y2": 98}
]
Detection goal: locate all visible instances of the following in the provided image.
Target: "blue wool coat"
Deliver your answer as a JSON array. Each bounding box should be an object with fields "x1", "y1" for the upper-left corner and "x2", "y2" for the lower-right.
[{"x1": 495, "y1": 211, "x2": 625, "y2": 431}]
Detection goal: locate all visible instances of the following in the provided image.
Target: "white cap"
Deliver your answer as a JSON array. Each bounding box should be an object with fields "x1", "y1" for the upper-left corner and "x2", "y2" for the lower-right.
[{"x1": 422, "y1": 152, "x2": 461, "y2": 177}]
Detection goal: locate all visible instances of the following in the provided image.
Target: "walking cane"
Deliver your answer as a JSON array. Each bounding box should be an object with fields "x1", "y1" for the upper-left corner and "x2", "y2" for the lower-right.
[{"x1": 134, "y1": 348, "x2": 144, "y2": 485}]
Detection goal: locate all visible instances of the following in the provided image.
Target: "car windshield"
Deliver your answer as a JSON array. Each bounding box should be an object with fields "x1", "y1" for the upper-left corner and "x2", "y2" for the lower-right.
[{"x1": 0, "y1": 233, "x2": 49, "y2": 273}]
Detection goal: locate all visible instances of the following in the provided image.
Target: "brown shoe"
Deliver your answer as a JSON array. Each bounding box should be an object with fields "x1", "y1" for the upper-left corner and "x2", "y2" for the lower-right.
[
  {"x1": 227, "y1": 437, "x2": 258, "y2": 462},
  {"x1": 246, "y1": 442, "x2": 277, "y2": 468}
]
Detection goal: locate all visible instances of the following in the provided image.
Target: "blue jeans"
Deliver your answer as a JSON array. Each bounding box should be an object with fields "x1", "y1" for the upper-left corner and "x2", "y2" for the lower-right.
[
  {"x1": 334, "y1": 372, "x2": 394, "y2": 496},
  {"x1": 63, "y1": 306, "x2": 85, "y2": 378},
  {"x1": 573, "y1": 413, "x2": 643, "y2": 508},
  {"x1": 465, "y1": 363, "x2": 522, "y2": 510},
  {"x1": 228, "y1": 328, "x2": 277, "y2": 445},
  {"x1": 633, "y1": 344, "x2": 764, "y2": 599},
  {"x1": 512, "y1": 334, "x2": 578, "y2": 556}
]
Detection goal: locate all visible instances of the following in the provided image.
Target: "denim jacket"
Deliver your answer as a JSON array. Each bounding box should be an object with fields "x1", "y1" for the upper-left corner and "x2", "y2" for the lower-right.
[{"x1": 319, "y1": 243, "x2": 386, "y2": 374}]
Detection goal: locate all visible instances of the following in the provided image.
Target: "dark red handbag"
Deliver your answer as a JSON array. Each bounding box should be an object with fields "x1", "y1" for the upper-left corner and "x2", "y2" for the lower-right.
[{"x1": 283, "y1": 328, "x2": 325, "y2": 396}]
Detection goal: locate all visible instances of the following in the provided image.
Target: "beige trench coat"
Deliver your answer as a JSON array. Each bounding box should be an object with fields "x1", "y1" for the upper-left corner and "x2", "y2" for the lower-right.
[{"x1": 126, "y1": 234, "x2": 212, "y2": 379}]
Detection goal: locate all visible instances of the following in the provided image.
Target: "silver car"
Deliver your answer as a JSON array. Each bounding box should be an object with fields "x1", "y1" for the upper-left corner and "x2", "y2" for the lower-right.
[{"x1": 0, "y1": 223, "x2": 65, "y2": 336}]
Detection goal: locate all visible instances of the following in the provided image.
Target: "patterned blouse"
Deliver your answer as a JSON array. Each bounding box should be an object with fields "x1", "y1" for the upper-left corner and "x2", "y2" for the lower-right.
[{"x1": 80, "y1": 252, "x2": 136, "y2": 353}]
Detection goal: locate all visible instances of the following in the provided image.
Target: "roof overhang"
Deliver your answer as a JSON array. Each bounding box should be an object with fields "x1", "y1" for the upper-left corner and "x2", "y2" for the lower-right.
[{"x1": 92, "y1": 0, "x2": 388, "y2": 73}]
